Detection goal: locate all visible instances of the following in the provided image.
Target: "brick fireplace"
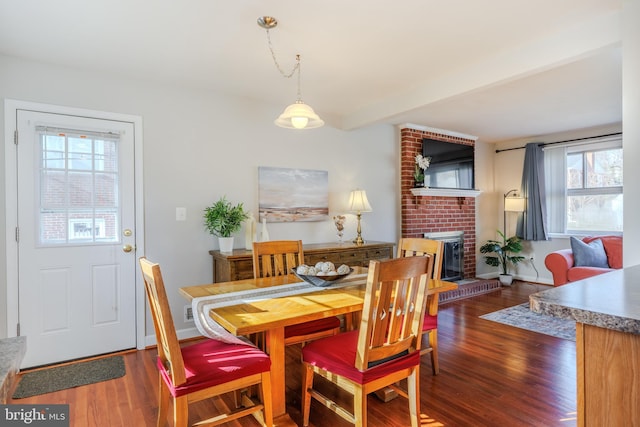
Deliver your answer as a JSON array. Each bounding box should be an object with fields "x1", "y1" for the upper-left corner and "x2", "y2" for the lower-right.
[{"x1": 400, "y1": 126, "x2": 478, "y2": 278}]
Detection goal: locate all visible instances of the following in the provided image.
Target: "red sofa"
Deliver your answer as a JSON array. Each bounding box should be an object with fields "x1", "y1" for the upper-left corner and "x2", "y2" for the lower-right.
[{"x1": 544, "y1": 235, "x2": 623, "y2": 286}]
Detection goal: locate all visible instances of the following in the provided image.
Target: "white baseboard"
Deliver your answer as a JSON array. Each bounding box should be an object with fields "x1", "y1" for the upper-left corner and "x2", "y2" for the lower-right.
[{"x1": 474, "y1": 272, "x2": 553, "y2": 286}]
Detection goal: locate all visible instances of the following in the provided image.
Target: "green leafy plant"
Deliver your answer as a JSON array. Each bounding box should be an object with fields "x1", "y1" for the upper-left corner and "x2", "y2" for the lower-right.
[
  {"x1": 204, "y1": 196, "x2": 249, "y2": 238},
  {"x1": 479, "y1": 230, "x2": 525, "y2": 275}
]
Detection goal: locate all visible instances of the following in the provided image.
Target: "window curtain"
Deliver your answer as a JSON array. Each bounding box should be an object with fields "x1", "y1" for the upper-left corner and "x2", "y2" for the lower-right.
[{"x1": 516, "y1": 143, "x2": 548, "y2": 241}]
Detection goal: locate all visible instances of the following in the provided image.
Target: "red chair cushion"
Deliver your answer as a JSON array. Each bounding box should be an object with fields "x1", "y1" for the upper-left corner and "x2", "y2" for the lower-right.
[
  {"x1": 285, "y1": 316, "x2": 341, "y2": 339},
  {"x1": 422, "y1": 314, "x2": 437, "y2": 331},
  {"x1": 301, "y1": 330, "x2": 420, "y2": 385},
  {"x1": 157, "y1": 339, "x2": 271, "y2": 397}
]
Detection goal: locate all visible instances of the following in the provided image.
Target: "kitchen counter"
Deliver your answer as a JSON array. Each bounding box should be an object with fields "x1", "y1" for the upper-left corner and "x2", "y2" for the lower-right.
[
  {"x1": 529, "y1": 265, "x2": 640, "y2": 427},
  {"x1": 529, "y1": 266, "x2": 640, "y2": 334}
]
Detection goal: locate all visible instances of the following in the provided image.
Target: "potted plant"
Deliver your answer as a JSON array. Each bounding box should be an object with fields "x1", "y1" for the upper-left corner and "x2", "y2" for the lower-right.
[
  {"x1": 479, "y1": 230, "x2": 525, "y2": 285},
  {"x1": 204, "y1": 196, "x2": 249, "y2": 253},
  {"x1": 413, "y1": 154, "x2": 431, "y2": 187}
]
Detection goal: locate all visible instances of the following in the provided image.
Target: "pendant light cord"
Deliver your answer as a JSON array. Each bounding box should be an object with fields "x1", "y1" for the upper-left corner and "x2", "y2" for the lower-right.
[{"x1": 264, "y1": 29, "x2": 299, "y2": 78}]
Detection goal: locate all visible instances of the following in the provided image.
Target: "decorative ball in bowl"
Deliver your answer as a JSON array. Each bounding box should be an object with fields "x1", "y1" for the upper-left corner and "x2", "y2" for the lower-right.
[{"x1": 292, "y1": 262, "x2": 353, "y2": 287}]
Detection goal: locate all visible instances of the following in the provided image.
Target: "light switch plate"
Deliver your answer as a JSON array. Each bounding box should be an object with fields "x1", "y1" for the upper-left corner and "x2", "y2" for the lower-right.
[{"x1": 176, "y1": 207, "x2": 187, "y2": 221}]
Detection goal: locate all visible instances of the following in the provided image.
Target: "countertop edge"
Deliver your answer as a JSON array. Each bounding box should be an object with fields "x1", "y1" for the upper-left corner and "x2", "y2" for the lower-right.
[{"x1": 530, "y1": 294, "x2": 640, "y2": 335}]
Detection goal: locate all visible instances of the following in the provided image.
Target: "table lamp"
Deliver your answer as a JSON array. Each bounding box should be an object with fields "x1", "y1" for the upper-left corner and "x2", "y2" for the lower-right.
[{"x1": 348, "y1": 189, "x2": 372, "y2": 245}]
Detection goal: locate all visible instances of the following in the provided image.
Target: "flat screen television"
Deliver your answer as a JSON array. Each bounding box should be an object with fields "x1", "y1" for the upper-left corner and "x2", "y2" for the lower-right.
[{"x1": 422, "y1": 138, "x2": 475, "y2": 190}]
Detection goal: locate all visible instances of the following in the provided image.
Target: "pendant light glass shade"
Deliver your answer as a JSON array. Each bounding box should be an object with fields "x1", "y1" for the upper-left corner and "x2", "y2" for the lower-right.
[{"x1": 275, "y1": 100, "x2": 325, "y2": 129}]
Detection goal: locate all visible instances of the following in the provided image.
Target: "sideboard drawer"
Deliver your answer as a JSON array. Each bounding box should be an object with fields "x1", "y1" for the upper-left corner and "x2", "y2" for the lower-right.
[
  {"x1": 305, "y1": 252, "x2": 340, "y2": 266},
  {"x1": 366, "y1": 247, "x2": 393, "y2": 260},
  {"x1": 338, "y1": 251, "x2": 366, "y2": 264}
]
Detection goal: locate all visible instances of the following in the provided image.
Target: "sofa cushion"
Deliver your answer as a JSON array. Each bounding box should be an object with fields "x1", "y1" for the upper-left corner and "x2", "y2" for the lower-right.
[
  {"x1": 567, "y1": 266, "x2": 613, "y2": 283},
  {"x1": 570, "y1": 237, "x2": 609, "y2": 268},
  {"x1": 584, "y1": 236, "x2": 623, "y2": 269}
]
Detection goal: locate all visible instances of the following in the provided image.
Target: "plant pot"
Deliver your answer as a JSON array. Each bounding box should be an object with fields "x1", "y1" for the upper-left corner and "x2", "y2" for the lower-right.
[
  {"x1": 499, "y1": 274, "x2": 514, "y2": 286},
  {"x1": 218, "y1": 237, "x2": 234, "y2": 253}
]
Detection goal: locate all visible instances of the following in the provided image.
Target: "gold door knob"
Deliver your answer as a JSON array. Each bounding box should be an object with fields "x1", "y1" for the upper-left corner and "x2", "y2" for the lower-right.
[{"x1": 123, "y1": 244, "x2": 134, "y2": 253}]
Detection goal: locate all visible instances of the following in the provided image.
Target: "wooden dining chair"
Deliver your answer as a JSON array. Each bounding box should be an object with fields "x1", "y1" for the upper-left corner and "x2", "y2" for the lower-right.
[
  {"x1": 139, "y1": 257, "x2": 274, "y2": 427},
  {"x1": 301, "y1": 256, "x2": 434, "y2": 427},
  {"x1": 252, "y1": 240, "x2": 341, "y2": 346},
  {"x1": 396, "y1": 237, "x2": 444, "y2": 375}
]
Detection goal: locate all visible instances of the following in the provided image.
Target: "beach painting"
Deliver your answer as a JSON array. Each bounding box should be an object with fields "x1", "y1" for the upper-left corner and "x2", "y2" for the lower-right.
[{"x1": 258, "y1": 166, "x2": 329, "y2": 222}]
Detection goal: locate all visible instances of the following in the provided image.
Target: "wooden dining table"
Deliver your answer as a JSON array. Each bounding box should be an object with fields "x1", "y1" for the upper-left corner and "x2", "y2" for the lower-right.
[{"x1": 179, "y1": 266, "x2": 458, "y2": 423}]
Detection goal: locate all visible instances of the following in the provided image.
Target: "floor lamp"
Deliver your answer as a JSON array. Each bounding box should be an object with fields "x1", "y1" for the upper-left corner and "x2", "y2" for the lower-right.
[
  {"x1": 503, "y1": 189, "x2": 525, "y2": 236},
  {"x1": 349, "y1": 189, "x2": 372, "y2": 245}
]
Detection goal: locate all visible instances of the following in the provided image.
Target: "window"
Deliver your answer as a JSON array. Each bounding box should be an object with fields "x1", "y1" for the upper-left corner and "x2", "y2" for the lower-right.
[
  {"x1": 544, "y1": 137, "x2": 622, "y2": 235},
  {"x1": 37, "y1": 126, "x2": 120, "y2": 245}
]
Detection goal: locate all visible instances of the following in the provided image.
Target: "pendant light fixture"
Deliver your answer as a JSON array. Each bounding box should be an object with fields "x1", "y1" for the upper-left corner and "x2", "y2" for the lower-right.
[{"x1": 257, "y1": 16, "x2": 324, "y2": 130}]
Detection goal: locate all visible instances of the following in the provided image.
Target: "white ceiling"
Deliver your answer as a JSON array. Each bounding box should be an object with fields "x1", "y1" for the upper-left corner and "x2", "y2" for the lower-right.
[{"x1": 0, "y1": 0, "x2": 622, "y2": 142}]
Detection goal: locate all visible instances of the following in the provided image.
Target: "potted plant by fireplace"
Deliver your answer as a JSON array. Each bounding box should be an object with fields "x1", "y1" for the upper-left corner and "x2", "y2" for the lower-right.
[
  {"x1": 413, "y1": 154, "x2": 431, "y2": 187},
  {"x1": 479, "y1": 230, "x2": 525, "y2": 285},
  {"x1": 204, "y1": 196, "x2": 249, "y2": 254}
]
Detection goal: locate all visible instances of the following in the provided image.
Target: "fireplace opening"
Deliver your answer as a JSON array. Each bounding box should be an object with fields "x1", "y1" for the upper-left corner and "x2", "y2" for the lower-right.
[{"x1": 424, "y1": 231, "x2": 464, "y2": 281}]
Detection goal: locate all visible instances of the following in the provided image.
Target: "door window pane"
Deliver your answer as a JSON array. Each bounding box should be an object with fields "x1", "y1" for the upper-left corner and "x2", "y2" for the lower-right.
[{"x1": 37, "y1": 129, "x2": 120, "y2": 245}]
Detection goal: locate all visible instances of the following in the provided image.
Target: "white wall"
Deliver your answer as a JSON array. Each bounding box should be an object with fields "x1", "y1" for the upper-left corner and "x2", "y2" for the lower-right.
[
  {"x1": 473, "y1": 139, "x2": 498, "y2": 277},
  {"x1": 0, "y1": 54, "x2": 398, "y2": 339}
]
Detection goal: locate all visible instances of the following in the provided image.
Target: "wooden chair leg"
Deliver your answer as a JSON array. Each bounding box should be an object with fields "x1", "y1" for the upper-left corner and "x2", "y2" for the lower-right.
[
  {"x1": 173, "y1": 395, "x2": 189, "y2": 427},
  {"x1": 260, "y1": 372, "x2": 274, "y2": 427},
  {"x1": 430, "y1": 329, "x2": 439, "y2": 375},
  {"x1": 157, "y1": 375, "x2": 169, "y2": 427},
  {"x1": 407, "y1": 369, "x2": 420, "y2": 427},
  {"x1": 301, "y1": 364, "x2": 314, "y2": 427},
  {"x1": 354, "y1": 386, "x2": 367, "y2": 427}
]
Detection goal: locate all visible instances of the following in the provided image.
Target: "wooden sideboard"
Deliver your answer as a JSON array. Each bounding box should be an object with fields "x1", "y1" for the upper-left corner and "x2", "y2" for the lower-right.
[{"x1": 209, "y1": 241, "x2": 394, "y2": 283}]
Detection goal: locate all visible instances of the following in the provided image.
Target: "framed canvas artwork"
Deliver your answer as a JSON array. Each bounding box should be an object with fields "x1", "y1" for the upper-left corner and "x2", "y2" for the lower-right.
[{"x1": 258, "y1": 167, "x2": 329, "y2": 222}]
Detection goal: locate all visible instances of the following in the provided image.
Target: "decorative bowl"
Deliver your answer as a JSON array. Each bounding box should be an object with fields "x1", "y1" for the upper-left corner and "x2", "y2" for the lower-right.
[{"x1": 291, "y1": 267, "x2": 354, "y2": 287}]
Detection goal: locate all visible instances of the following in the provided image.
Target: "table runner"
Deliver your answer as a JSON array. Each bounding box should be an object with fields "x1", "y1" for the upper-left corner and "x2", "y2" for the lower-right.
[{"x1": 192, "y1": 273, "x2": 368, "y2": 346}]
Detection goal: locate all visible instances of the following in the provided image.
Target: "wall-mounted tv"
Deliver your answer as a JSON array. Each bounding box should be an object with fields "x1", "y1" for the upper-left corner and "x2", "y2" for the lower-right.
[{"x1": 422, "y1": 138, "x2": 475, "y2": 190}]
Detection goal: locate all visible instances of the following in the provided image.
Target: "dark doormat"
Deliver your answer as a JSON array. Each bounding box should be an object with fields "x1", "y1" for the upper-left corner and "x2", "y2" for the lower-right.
[{"x1": 12, "y1": 355, "x2": 126, "y2": 399}]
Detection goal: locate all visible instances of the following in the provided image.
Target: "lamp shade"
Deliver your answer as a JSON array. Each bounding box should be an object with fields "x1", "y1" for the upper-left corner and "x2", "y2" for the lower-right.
[
  {"x1": 504, "y1": 197, "x2": 525, "y2": 212},
  {"x1": 348, "y1": 190, "x2": 372, "y2": 213},
  {"x1": 274, "y1": 100, "x2": 324, "y2": 129}
]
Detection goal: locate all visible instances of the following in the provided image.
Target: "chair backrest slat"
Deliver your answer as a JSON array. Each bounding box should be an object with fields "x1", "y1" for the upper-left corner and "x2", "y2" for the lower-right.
[
  {"x1": 397, "y1": 238, "x2": 444, "y2": 280},
  {"x1": 139, "y1": 257, "x2": 186, "y2": 385},
  {"x1": 397, "y1": 238, "x2": 443, "y2": 318},
  {"x1": 355, "y1": 256, "x2": 432, "y2": 371},
  {"x1": 252, "y1": 240, "x2": 304, "y2": 278}
]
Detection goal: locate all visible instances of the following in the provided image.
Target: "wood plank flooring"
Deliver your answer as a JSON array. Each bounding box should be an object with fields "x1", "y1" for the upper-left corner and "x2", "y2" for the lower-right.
[{"x1": 8, "y1": 281, "x2": 577, "y2": 426}]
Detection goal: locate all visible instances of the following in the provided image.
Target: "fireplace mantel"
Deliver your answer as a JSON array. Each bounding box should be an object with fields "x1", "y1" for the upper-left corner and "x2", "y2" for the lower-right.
[{"x1": 410, "y1": 188, "x2": 481, "y2": 198}]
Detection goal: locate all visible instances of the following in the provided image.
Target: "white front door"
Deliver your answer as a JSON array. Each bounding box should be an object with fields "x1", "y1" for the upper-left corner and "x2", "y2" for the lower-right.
[{"x1": 13, "y1": 108, "x2": 138, "y2": 368}]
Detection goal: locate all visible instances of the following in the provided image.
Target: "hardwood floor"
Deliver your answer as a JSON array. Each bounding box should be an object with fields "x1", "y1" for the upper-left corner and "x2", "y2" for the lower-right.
[{"x1": 8, "y1": 281, "x2": 577, "y2": 426}]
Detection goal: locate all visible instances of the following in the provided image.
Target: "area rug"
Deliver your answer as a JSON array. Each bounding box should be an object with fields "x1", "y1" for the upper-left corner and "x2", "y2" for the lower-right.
[
  {"x1": 480, "y1": 302, "x2": 576, "y2": 341},
  {"x1": 439, "y1": 279, "x2": 502, "y2": 303},
  {"x1": 12, "y1": 355, "x2": 125, "y2": 399}
]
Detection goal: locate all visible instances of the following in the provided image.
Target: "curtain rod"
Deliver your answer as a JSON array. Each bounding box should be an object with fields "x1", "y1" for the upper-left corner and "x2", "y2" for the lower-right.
[{"x1": 495, "y1": 132, "x2": 622, "y2": 153}]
